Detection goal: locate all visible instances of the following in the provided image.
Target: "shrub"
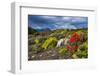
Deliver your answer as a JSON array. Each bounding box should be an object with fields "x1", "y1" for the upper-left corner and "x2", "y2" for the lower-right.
[
  {"x1": 28, "y1": 39, "x2": 35, "y2": 45},
  {"x1": 72, "y1": 53, "x2": 78, "y2": 59},
  {"x1": 61, "y1": 30, "x2": 67, "y2": 34},
  {"x1": 29, "y1": 43, "x2": 43, "y2": 54},
  {"x1": 79, "y1": 42, "x2": 88, "y2": 51},
  {"x1": 34, "y1": 39, "x2": 40, "y2": 44},
  {"x1": 75, "y1": 50, "x2": 88, "y2": 58},
  {"x1": 72, "y1": 42, "x2": 88, "y2": 58},
  {"x1": 77, "y1": 31, "x2": 82, "y2": 35},
  {"x1": 28, "y1": 45, "x2": 36, "y2": 52},
  {"x1": 67, "y1": 32, "x2": 80, "y2": 53},
  {"x1": 67, "y1": 45, "x2": 78, "y2": 53},
  {"x1": 72, "y1": 50, "x2": 88, "y2": 58},
  {"x1": 59, "y1": 47, "x2": 68, "y2": 56},
  {"x1": 41, "y1": 37, "x2": 57, "y2": 49}
]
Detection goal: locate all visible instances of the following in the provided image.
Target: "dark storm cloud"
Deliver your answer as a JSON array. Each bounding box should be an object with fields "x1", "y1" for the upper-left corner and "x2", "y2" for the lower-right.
[{"x1": 28, "y1": 15, "x2": 88, "y2": 30}]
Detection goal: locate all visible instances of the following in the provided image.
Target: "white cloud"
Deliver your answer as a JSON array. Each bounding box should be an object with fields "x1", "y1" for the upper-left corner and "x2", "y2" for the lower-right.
[
  {"x1": 53, "y1": 22, "x2": 77, "y2": 29},
  {"x1": 71, "y1": 17, "x2": 87, "y2": 22}
]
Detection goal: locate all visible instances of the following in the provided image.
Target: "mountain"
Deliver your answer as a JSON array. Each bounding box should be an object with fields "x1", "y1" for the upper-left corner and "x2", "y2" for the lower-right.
[
  {"x1": 28, "y1": 26, "x2": 37, "y2": 34},
  {"x1": 35, "y1": 28, "x2": 51, "y2": 32}
]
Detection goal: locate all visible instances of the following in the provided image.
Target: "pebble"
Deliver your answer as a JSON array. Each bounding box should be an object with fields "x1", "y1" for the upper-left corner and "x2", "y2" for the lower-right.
[
  {"x1": 51, "y1": 54, "x2": 55, "y2": 56},
  {"x1": 32, "y1": 55, "x2": 35, "y2": 58},
  {"x1": 40, "y1": 54, "x2": 43, "y2": 57}
]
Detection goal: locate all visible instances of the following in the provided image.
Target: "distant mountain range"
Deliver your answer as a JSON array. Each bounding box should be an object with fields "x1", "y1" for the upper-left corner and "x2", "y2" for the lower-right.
[
  {"x1": 28, "y1": 25, "x2": 87, "y2": 34},
  {"x1": 28, "y1": 26, "x2": 51, "y2": 33},
  {"x1": 36, "y1": 28, "x2": 51, "y2": 32}
]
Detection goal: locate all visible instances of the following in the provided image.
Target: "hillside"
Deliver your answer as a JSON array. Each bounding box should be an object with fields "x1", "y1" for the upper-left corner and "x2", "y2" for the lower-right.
[{"x1": 28, "y1": 27, "x2": 88, "y2": 60}]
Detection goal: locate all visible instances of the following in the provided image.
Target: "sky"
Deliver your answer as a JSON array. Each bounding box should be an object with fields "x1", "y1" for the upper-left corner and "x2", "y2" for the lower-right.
[{"x1": 28, "y1": 15, "x2": 88, "y2": 30}]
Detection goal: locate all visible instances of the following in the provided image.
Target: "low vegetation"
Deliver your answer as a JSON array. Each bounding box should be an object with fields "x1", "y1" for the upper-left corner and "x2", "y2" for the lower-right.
[{"x1": 28, "y1": 27, "x2": 88, "y2": 60}]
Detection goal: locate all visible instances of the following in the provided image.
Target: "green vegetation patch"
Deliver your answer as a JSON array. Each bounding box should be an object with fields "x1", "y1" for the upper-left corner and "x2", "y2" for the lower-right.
[{"x1": 42, "y1": 37, "x2": 58, "y2": 49}]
